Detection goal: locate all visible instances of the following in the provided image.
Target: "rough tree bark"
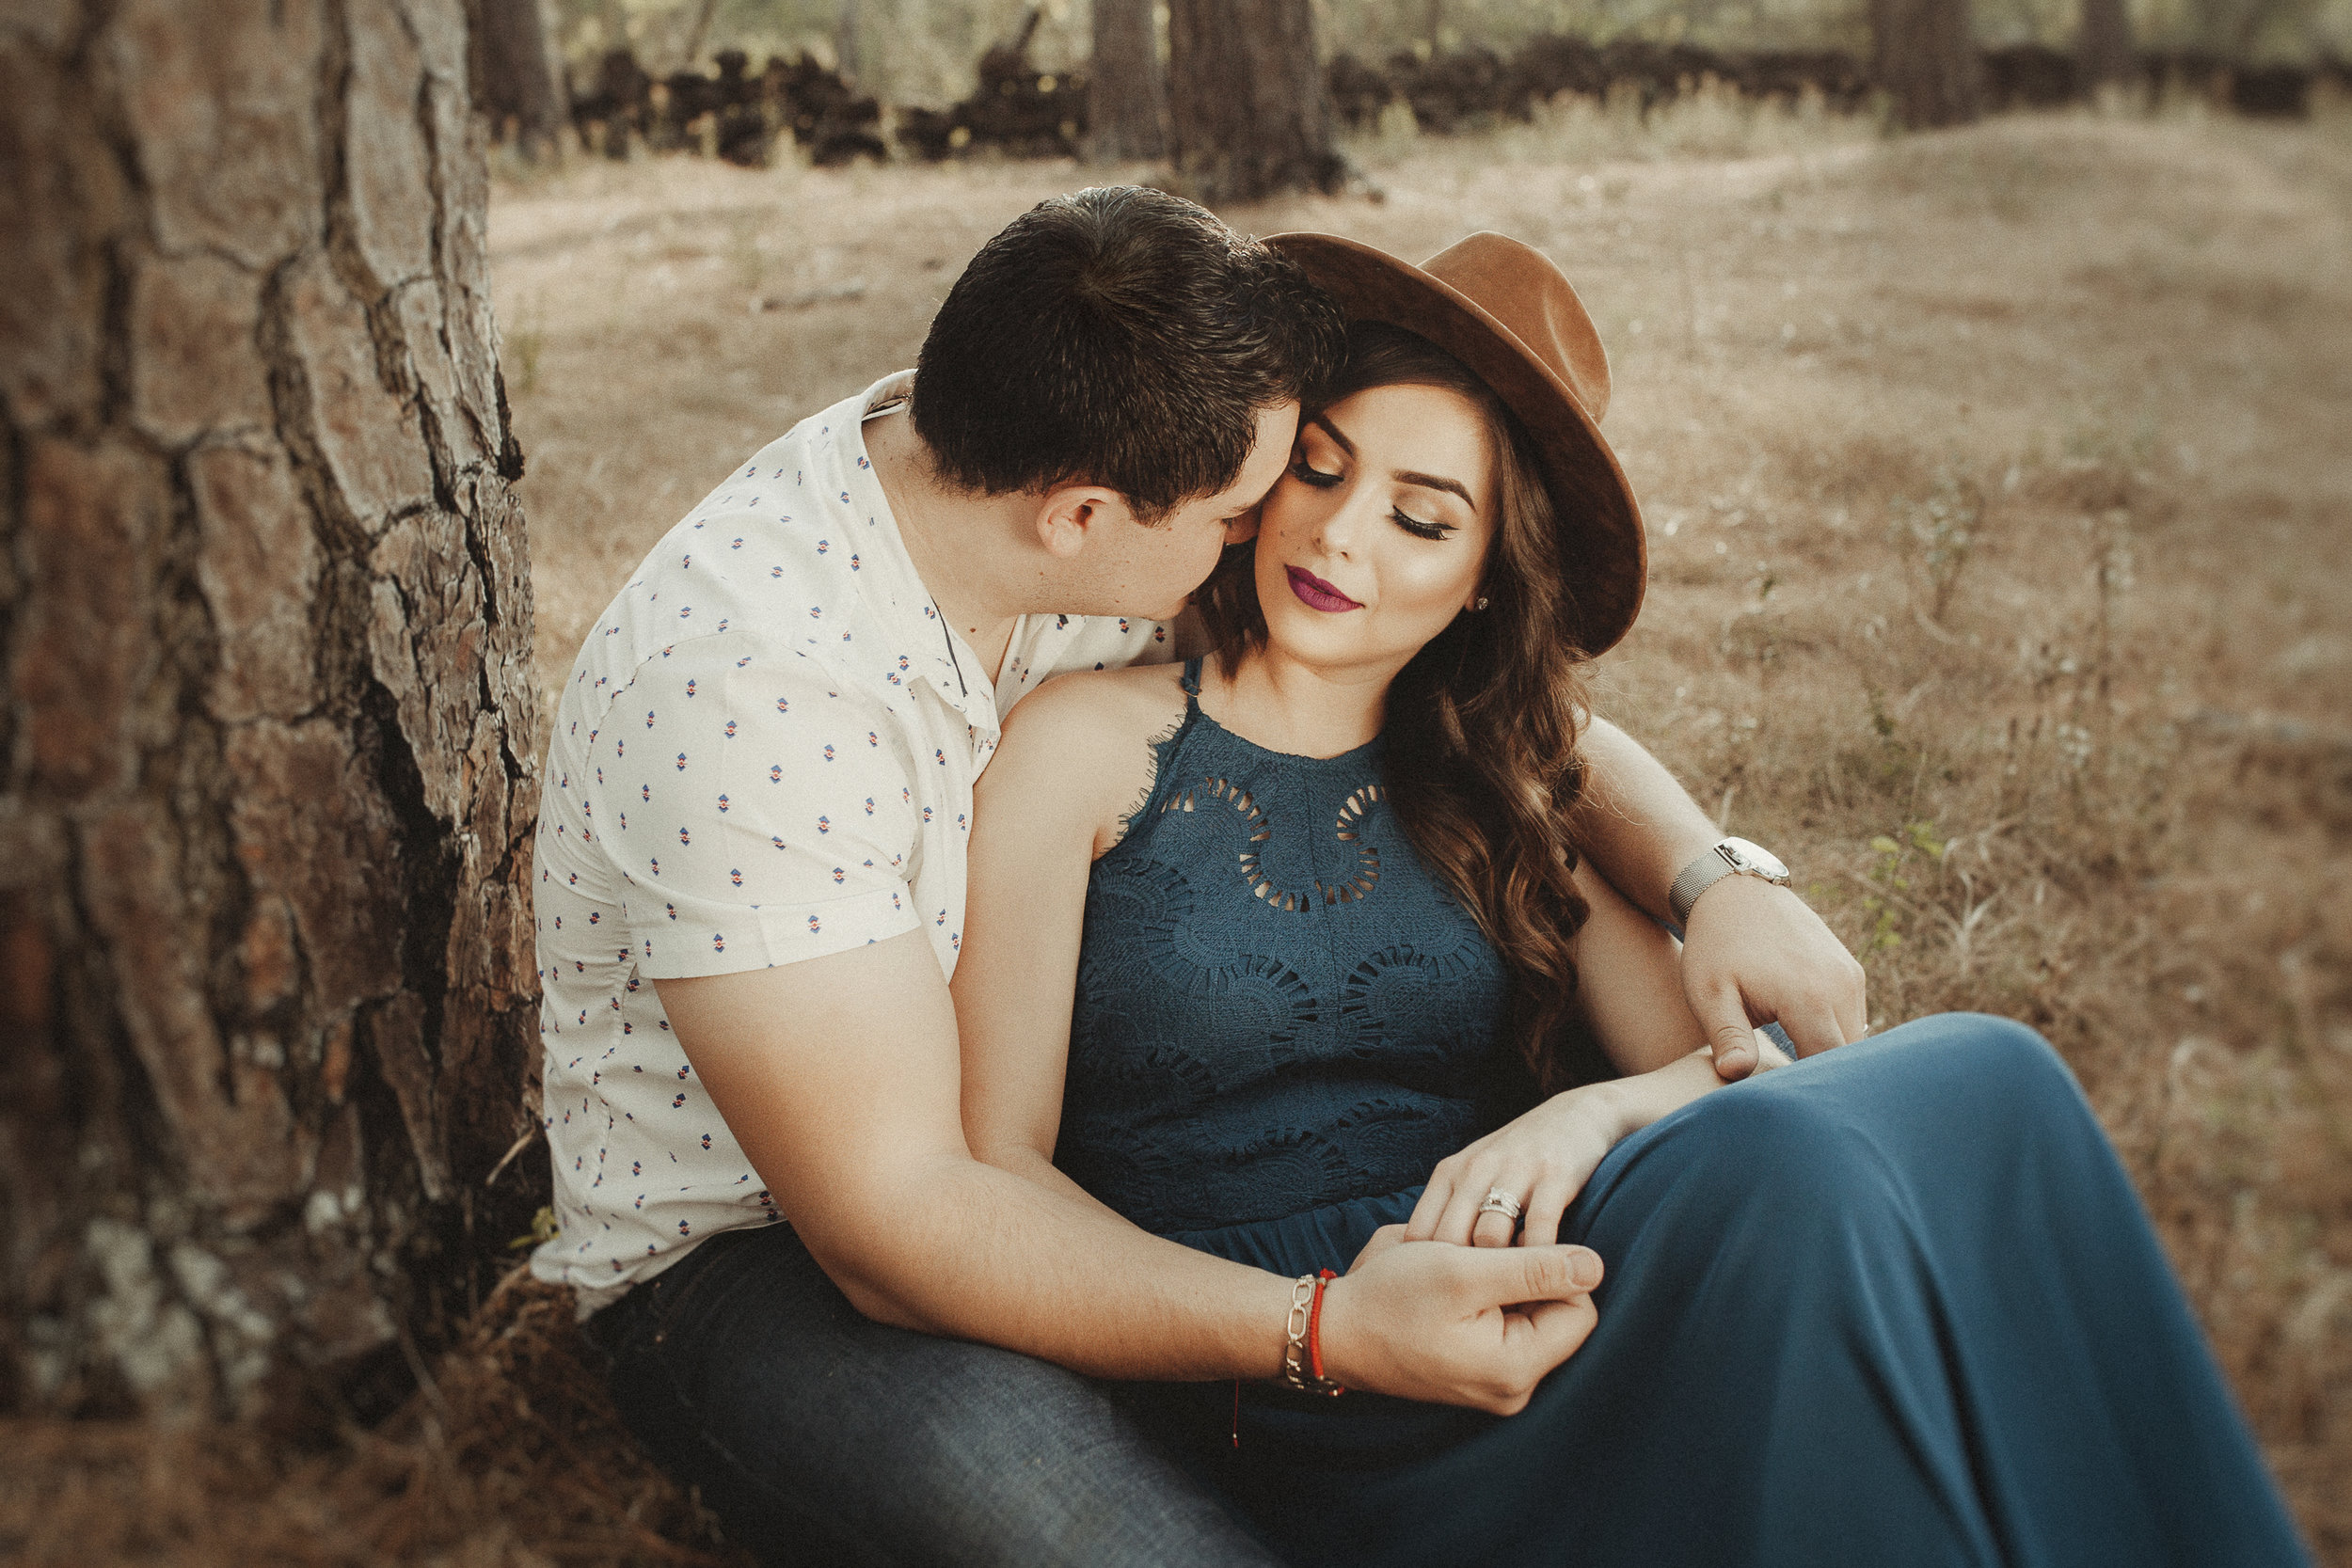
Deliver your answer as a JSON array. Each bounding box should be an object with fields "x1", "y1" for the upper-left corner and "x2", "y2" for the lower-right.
[
  {"x1": 471, "y1": 0, "x2": 569, "y2": 161},
  {"x1": 1870, "y1": 0, "x2": 1984, "y2": 128},
  {"x1": 0, "y1": 0, "x2": 540, "y2": 1425},
  {"x1": 2075, "y1": 0, "x2": 2135, "y2": 91},
  {"x1": 1168, "y1": 0, "x2": 1344, "y2": 204}
]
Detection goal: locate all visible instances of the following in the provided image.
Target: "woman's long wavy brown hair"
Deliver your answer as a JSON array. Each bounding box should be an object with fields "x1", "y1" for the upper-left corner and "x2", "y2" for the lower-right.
[{"x1": 1194, "y1": 321, "x2": 1605, "y2": 1096}]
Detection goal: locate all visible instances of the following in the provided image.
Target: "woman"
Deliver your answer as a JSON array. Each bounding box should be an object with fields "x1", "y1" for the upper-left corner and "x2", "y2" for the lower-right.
[{"x1": 951, "y1": 232, "x2": 2306, "y2": 1566}]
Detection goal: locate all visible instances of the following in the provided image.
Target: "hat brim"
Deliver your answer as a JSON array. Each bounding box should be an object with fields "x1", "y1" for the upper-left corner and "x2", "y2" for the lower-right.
[{"x1": 1264, "y1": 232, "x2": 1646, "y2": 657}]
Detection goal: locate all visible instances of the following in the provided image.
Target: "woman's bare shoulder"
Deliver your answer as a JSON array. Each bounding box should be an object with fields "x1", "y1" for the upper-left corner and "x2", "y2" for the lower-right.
[
  {"x1": 1001, "y1": 663, "x2": 1189, "y2": 750},
  {"x1": 990, "y1": 664, "x2": 1192, "y2": 851}
]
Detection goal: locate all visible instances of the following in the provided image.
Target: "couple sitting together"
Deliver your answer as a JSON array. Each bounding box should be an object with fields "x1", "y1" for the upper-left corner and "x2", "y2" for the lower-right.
[{"x1": 532, "y1": 187, "x2": 2303, "y2": 1566}]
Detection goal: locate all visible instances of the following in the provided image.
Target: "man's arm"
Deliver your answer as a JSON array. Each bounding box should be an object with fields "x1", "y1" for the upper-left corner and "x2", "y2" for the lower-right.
[
  {"x1": 658, "y1": 940, "x2": 1602, "y2": 1413},
  {"x1": 1572, "y1": 716, "x2": 1867, "y2": 1074}
]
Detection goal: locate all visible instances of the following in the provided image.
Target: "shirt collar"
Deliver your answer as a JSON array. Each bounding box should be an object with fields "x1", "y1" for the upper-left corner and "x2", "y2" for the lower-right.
[{"x1": 834, "y1": 372, "x2": 1001, "y2": 737}]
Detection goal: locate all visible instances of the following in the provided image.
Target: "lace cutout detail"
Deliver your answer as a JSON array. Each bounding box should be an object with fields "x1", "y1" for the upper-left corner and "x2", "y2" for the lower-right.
[
  {"x1": 1062, "y1": 700, "x2": 1508, "y2": 1231},
  {"x1": 1327, "y1": 784, "x2": 1385, "y2": 904},
  {"x1": 1165, "y1": 774, "x2": 1386, "y2": 912}
]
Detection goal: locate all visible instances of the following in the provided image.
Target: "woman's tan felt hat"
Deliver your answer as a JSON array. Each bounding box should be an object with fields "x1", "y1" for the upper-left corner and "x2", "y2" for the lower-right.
[{"x1": 1264, "y1": 230, "x2": 1647, "y2": 656}]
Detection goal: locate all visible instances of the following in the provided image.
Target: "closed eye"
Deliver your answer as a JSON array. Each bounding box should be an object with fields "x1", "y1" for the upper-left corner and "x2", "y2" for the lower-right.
[
  {"x1": 1391, "y1": 508, "x2": 1453, "y2": 541},
  {"x1": 1289, "y1": 459, "x2": 1343, "y2": 488}
]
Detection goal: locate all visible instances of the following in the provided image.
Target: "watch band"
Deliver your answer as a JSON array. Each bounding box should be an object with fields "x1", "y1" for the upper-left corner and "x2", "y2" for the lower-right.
[
  {"x1": 1669, "y1": 846, "x2": 1740, "y2": 930},
  {"x1": 1669, "y1": 839, "x2": 1790, "y2": 929}
]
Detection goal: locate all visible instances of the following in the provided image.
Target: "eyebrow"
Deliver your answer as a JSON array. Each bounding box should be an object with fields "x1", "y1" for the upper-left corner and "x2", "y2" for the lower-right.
[{"x1": 1309, "y1": 413, "x2": 1477, "y2": 512}]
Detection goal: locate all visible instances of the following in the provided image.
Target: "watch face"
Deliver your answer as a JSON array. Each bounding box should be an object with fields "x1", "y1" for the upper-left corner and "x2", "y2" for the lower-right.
[{"x1": 1723, "y1": 838, "x2": 1789, "y2": 881}]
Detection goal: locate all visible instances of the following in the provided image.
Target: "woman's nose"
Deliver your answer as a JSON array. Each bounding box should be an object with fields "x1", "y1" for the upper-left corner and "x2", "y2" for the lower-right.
[{"x1": 1314, "y1": 491, "x2": 1375, "y2": 558}]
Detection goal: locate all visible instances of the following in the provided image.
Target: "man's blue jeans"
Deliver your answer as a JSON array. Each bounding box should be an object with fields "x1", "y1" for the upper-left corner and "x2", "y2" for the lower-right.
[{"x1": 591, "y1": 1220, "x2": 1280, "y2": 1567}]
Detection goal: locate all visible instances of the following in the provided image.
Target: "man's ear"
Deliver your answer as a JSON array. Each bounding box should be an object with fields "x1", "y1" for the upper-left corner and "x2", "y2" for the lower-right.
[{"x1": 1032, "y1": 483, "x2": 1132, "y2": 560}]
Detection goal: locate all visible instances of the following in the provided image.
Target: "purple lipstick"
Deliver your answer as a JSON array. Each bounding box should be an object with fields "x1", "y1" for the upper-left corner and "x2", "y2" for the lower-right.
[{"x1": 1286, "y1": 565, "x2": 1362, "y2": 612}]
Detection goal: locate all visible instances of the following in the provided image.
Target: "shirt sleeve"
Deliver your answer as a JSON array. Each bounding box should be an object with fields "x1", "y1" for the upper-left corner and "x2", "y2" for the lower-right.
[{"x1": 589, "y1": 633, "x2": 925, "y2": 978}]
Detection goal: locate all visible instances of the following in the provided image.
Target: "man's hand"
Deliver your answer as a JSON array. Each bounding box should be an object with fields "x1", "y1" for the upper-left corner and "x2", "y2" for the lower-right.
[
  {"x1": 1567, "y1": 718, "x2": 1867, "y2": 1080},
  {"x1": 1327, "y1": 1227, "x2": 1602, "y2": 1415},
  {"x1": 1681, "y1": 874, "x2": 1867, "y2": 1078}
]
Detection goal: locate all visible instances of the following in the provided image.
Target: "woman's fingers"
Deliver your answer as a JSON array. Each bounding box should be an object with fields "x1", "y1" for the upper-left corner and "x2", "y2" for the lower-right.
[
  {"x1": 1434, "y1": 1166, "x2": 1501, "y2": 1246},
  {"x1": 1405, "y1": 1177, "x2": 1453, "y2": 1242},
  {"x1": 1431, "y1": 1185, "x2": 1478, "y2": 1246},
  {"x1": 1448, "y1": 1164, "x2": 1533, "y2": 1249},
  {"x1": 1518, "y1": 1169, "x2": 1580, "y2": 1249}
]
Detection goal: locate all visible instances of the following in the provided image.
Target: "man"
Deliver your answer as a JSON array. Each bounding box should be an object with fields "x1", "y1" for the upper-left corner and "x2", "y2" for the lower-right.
[{"x1": 533, "y1": 187, "x2": 1866, "y2": 1565}]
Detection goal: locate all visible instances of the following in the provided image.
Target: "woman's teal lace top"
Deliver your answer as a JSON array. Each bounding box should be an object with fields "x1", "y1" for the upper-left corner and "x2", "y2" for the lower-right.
[{"x1": 1057, "y1": 659, "x2": 1512, "y2": 1233}]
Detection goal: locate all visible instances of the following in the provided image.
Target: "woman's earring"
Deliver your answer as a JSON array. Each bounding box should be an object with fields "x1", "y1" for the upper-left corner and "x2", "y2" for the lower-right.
[{"x1": 1471, "y1": 596, "x2": 1490, "y2": 611}]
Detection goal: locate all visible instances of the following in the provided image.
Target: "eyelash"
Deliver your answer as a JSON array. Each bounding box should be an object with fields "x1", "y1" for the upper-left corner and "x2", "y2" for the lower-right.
[{"x1": 1289, "y1": 459, "x2": 1454, "y2": 541}]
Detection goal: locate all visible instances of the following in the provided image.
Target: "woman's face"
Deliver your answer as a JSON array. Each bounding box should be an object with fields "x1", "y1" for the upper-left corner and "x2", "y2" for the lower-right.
[{"x1": 1253, "y1": 382, "x2": 1497, "y2": 677}]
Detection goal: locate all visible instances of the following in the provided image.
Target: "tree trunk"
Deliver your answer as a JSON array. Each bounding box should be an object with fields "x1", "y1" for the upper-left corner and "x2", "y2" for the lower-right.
[
  {"x1": 1087, "y1": 0, "x2": 1168, "y2": 163},
  {"x1": 835, "y1": 0, "x2": 862, "y2": 88},
  {"x1": 1168, "y1": 0, "x2": 1343, "y2": 204},
  {"x1": 0, "y1": 0, "x2": 540, "y2": 1427},
  {"x1": 2075, "y1": 0, "x2": 2135, "y2": 90},
  {"x1": 473, "y1": 0, "x2": 570, "y2": 160},
  {"x1": 1869, "y1": 0, "x2": 1984, "y2": 128}
]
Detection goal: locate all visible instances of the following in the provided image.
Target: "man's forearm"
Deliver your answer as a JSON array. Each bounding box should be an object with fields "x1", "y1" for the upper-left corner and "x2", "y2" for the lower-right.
[
  {"x1": 660, "y1": 942, "x2": 1606, "y2": 1412},
  {"x1": 808, "y1": 1148, "x2": 1296, "y2": 1383},
  {"x1": 976, "y1": 1139, "x2": 1137, "y2": 1229},
  {"x1": 1571, "y1": 716, "x2": 1722, "y2": 922}
]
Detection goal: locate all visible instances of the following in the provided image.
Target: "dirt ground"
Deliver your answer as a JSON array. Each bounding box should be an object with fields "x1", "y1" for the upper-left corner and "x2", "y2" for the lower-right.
[{"x1": 8, "y1": 104, "x2": 2344, "y2": 1566}]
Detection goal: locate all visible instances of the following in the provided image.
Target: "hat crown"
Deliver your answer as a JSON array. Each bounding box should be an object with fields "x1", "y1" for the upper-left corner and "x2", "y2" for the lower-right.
[{"x1": 1418, "y1": 233, "x2": 1612, "y2": 425}]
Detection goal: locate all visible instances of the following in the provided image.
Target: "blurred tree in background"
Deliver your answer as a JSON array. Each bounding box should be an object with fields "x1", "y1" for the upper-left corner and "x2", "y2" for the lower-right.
[
  {"x1": 2077, "y1": 0, "x2": 2137, "y2": 84},
  {"x1": 1873, "y1": 0, "x2": 1985, "y2": 123},
  {"x1": 539, "y1": 0, "x2": 2351, "y2": 102},
  {"x1": 475, "y1": 0, "x2": 572, "y2": 157},
  {"x1": 1087, "y1": 0, "x2": 1168, "y2": 160},
  {"x1": 1169, "y1": 0, "x2": 1344, "y2": 199}
]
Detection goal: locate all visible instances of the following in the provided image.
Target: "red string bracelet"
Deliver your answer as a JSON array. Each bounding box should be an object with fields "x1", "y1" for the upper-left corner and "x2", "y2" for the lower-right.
[{"x1": 1308, "y1": 1268, "x2": 1344, "y2": 1393}]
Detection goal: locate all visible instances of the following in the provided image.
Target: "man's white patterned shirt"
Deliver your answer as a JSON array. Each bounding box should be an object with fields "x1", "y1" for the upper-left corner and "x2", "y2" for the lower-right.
[{"x1": 530, "y1": 374, "x2": 1172, "y2": 1311}]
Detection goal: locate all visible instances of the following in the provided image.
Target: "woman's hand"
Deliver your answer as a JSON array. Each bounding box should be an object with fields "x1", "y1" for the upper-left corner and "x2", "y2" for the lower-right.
[
  {"x1": 1406, "y1": 1085, "x2": 1629, "y2": 1249},
  {"x1": 1408, "y1": 1043, "x2": 1787, "y2": 1249}
]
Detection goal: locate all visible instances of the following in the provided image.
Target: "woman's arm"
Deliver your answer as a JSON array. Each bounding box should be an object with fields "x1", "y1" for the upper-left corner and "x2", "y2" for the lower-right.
[
  {"x1": 1406, "y1": 852, "x2": 1786, "y2": 1248},
  {"x1": 954, "y1": 670, "x2": 1168, "y2": 1213},
  {"x1": 1572, "y1": 715, "x2": 1867, "y2": 1073},
  {"x1": 1565, "y1": 850, "x2": 1711, "y2": 1077},
  {"x1": 940, "y1": 670, "x2": 1611, "y2": 1408}
]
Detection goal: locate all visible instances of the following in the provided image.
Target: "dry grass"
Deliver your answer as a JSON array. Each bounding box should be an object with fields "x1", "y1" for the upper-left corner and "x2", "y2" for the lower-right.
[
  {"x1": 0, "y1": 1270, "x2": 746, "y2": 1566},
  {"x1": 15, "y1": 104, "x2": 2344, "y2": 1563}
]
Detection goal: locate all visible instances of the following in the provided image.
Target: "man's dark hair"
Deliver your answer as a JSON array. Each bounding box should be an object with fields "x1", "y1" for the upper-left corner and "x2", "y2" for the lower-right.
[{"x1": 911, "y1": 186, "x2": 1346, "y2": 522}]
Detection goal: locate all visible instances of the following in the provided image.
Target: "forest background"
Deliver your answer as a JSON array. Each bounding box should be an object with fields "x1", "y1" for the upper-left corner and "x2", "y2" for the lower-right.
[
  {"x1": 2, "y1": 0, "x2": 2347, "y2": 1562},
  {"x1": 560, "y1": 0, "x2": 2351, "y2": 110}
]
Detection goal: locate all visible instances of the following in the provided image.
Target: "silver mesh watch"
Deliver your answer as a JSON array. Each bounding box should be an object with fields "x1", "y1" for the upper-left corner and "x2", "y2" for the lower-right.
[{"x1": 1669, "y1": 837, "x2": 1792, "y2": 929}]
